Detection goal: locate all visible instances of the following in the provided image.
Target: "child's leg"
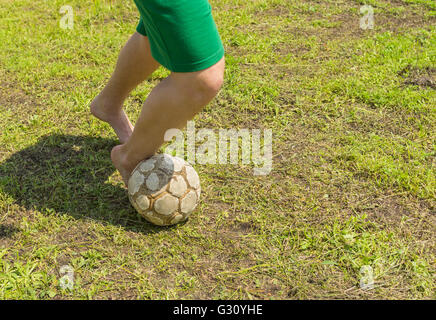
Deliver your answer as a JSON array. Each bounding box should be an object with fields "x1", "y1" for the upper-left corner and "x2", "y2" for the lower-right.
[
  {"x1": 111, "y1": 56, "x2": 225, "y2": 185},
  {"x1": 91, "y1": 32, "x2": 160, "y2": 143}
]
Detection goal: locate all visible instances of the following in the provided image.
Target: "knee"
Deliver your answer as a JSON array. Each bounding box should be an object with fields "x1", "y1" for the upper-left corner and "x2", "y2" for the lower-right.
[
  {"x1": 192, "y1": 59, "x2": 225, "y2": 105},
  {"x1": 199, "y1": 66, "x2": 224, "y2": 96}
]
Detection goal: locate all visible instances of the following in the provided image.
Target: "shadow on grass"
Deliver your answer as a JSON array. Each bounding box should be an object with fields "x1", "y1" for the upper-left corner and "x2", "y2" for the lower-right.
[{"x1": 0, "y1": 134, "x2": 166, "y2": 234}]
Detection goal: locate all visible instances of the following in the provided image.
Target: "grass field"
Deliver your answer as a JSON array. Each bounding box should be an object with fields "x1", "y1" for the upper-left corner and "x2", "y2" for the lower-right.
[{"x1": 0, "y1": 0, "x2": 435, "y2": 299}]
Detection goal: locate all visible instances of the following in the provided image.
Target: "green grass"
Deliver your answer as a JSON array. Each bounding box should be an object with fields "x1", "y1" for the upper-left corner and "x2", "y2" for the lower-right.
[{"x1": 0, "y1": 0, "x2": 435, "y2": 299}]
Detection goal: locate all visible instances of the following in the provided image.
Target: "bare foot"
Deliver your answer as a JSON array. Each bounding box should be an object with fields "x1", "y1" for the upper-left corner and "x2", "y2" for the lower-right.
[
  {"x1": 90, "y1": 95, "x2": 134, "y2": 144},
  {"x1": 111, "y1": 144, "x2": 136, "y2": 187}
]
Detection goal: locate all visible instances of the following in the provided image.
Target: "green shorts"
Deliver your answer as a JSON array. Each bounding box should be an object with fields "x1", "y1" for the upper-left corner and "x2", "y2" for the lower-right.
[{"x1": 134, "y1": 0, "x2": 225, "y2": 73}]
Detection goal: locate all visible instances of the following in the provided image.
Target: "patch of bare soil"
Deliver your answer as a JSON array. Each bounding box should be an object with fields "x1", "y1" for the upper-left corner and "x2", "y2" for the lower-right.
[
  {"x1": 0, "y1": 221, "x2": 20, "y2": 248},
  {"x1": 0, "y1": 224, "x2": 19, "y2": 238},
  {"x1": 399, "y1": 65, "x2": 436, "y2": 89}
]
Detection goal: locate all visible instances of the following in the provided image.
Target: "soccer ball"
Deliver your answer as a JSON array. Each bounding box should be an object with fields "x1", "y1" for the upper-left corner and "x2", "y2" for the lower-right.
[{"x1": 127, "y1": 154, "x2": 201, "y2": 226}]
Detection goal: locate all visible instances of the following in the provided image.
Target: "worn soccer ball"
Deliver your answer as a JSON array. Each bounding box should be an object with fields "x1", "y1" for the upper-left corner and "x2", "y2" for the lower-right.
[{"x1": 127, "y1": 154, "x2": 201, "y2": 226}]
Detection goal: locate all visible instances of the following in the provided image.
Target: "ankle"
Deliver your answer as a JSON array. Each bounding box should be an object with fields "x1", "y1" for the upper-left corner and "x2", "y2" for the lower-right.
[
  {"x1": 115, "y1": 144, "x2": 139, "y2": 173},
  {"x1": 91, "y1": 92, "x2": 123, "y2": 113},
  {"x1": 122, "y1": 143, "x2": 157, "y2": 172}
]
